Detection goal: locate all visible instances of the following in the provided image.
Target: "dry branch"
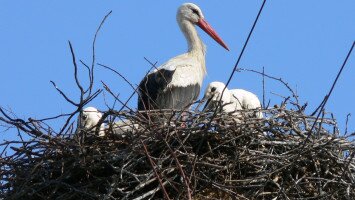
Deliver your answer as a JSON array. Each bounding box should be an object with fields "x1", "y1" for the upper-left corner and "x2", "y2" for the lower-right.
[{"x1": 1, "y1": 104, "x2": 354, "y2": 200}]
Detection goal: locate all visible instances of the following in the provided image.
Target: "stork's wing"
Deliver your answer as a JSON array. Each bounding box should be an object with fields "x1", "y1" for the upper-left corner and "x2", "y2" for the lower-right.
[
  {"x1": 138, "y1": 68, "x2": 175, "y2": 111},
  {"x1": 139, "y1": 54, "x2": 202, "y2": 111},
  {"x1": 152, "y1": 54, "x2": 191, "y2": 72},
  {"x1": 138, "y1": 67, "x2": 201, "y2": 111},
  {"x1": 230, "y1": 89, "x2": 262, "y2": 109},
  {"x1": 155, "y1": 82, "x2": 200, "y2": 110}
]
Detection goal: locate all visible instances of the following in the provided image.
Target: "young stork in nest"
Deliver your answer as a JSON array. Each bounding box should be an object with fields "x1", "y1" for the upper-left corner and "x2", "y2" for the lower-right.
[
  {"x1": 78, "y1": 107, "x2": 105, "y2": 137},
  {"x1": 203, "y1": 82, "x2": 263, "y2": 118},
  {"x1": 78, "y1": 107, "x2": 139, "y2": 136},
  {"x1": 138, "y1": 3, "x2": 229, "y2": 116}
]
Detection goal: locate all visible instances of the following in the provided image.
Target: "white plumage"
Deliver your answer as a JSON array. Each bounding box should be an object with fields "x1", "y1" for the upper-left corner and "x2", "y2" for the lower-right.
[
  {"x1": 78, "y1": 107, "x2": 139, "y2": 136},
  {"x1": 159, "y1": 56, "x2": 206, "y2": 88},
  {"x1": 110, "y1": 120, "x2": 140, "y2": 135},
  {"x1": 79, "y1": 107, "x2": 105, "y2": 136},
  {"x1": 203, "y1": 82, "x2": 263, "y2": 118},
  {"x1": 138, "y1": 3, "x2": 229, "y2": 112}
]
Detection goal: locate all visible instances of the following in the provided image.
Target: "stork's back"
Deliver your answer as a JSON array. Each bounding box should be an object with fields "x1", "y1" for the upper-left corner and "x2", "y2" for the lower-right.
[{"x1": 230, "y1": 89, "x2": 263, "y2": 118}]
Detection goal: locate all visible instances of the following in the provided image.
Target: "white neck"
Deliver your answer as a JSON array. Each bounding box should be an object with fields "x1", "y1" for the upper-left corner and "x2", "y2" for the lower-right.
[
  {"x1": 179, "y1": 20, "x2": 205, "y2": 53},
  {"x1": 178, "y1": 19, "x2": 207, "y2": 75}
]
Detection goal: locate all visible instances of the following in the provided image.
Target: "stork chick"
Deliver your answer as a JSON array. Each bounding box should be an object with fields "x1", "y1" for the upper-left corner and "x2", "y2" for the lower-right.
[
  {"x1": 78, "y1": 107, "x2": 140, "y2": 136},
  {"x1": 203, "y1": 82, "x2": 263, "y2": 118},
  {"x1": 78, "y1": 107, "x2": 105, "y2": 136}
]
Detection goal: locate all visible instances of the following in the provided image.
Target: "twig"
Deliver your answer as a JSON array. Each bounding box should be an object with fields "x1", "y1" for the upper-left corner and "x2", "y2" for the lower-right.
[
  {"x1": 88, "y1": 11, "x2": 112, "y2": 97},
  {"x1": 101, "y1": 81, "x2": 134, "y2": 113},
  {"x1": 164, "y1": 140, "x2": 192, "y2": 200},
  {"x1": 238, "y1": 68, "x2": 299, "y2": 105},
  {"x1": 68, "y1": 41, "x2": 84, "y2": 102},
  {"x1": 50, "y1": 81, "x2": 78, "y2": 106},
  {"x1": 344, "y1": 113, "x2": 351, "y2": 136},
  {"x1": 262, "y1": 66, "x2": 266, "y2": 108},
  {"x1": 141, "y1": 140, "x2": 171, "y2": 200}
]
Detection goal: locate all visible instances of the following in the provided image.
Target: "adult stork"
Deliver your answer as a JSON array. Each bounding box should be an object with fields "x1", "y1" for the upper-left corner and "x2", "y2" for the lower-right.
[{"x1": 138, "y1": 3, "x2": 229, "y2": 113}]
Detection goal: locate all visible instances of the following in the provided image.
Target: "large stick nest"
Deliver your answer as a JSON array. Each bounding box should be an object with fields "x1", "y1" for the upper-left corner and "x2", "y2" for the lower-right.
[
  {"x1": 1, "y1": 105, "x2": 354, "y2": 200},
  {"x1": 2, "y1": 4, "x2": 355, "y2": 199}
]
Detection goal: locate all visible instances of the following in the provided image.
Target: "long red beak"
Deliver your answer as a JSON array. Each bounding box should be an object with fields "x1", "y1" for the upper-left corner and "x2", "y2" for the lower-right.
[{"x1": 197, "y1": 18, "x2": 229, "y2": 51}]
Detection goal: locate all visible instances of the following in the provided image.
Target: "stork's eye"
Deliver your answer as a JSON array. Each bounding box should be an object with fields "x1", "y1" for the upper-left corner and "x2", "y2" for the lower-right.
[
  {"x1": 211, "y1": 87, "x2": 216, "y2": 92},
  {"x1": 191, "y1": 8, "x2": 199, "y2": 16},
  {"x1": 82, "y1": 115, "x2": 88, "y2": 121}
]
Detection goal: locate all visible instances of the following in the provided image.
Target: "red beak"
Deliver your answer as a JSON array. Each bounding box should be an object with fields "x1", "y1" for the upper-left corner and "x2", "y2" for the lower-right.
[{"x1": 197, "y1": 18, "x2": 229, "y2": 51}]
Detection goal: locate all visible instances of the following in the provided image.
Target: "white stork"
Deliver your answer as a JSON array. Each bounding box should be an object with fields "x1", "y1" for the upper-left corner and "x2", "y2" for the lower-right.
[
  {"x1": 138, "y1": 3, "x2": 229, "y2": 112},
  {"x1": 79, "y1": 107, "x2": 105, "y2": 136},
  {"x1": 78, "y1": 107, "x2": 140, "y2": 136},
  {"x1": 203, "y1": 82, "x2": 263, "y2": 118}
]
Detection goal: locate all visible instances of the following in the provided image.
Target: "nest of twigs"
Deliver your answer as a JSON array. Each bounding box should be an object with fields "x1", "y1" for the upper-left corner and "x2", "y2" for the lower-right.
[{"x1": 1, "y1": 104, "x2": 354, "y2": 200}]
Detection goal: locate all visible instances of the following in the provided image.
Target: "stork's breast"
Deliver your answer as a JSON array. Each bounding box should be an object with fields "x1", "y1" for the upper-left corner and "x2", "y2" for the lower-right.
[{"x1": 168, "y1": 65, "x2": 205, "y2": 88}]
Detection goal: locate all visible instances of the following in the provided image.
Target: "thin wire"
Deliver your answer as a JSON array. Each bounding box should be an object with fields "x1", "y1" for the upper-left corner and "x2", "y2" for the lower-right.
[
  {"x1": 225, "y1": 0, "x2": 266, "y2": 89},
  {"x1": 306, "y1": 42, "x2": 354, "y2": 140},
  {"x1": 296, "y1": 41, "x2": 355, "y2": 158},
  {"x1": 209, "y1": 0, "x2": 267, "y2": 125}
]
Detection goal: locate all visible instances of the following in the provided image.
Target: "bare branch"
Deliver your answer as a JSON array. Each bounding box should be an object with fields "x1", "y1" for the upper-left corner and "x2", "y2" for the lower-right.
[
  {"x1": 68, "y1": 41, "x2": 84, "y2": 101},
  {"x1": 50, "y1": 80, "x2": 78, "y2": 106},
  {"x1": 88, "y1": 11, "x2": 112, "y2": 96}
]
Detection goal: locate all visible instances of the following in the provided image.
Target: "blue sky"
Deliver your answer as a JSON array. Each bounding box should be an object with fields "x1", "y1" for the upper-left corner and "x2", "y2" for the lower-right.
[{"x1": 1, "y1": 1, "x2": 354, "y2": 141}]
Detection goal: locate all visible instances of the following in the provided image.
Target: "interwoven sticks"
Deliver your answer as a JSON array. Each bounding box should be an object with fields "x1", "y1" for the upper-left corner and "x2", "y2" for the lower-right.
[{"x1": 1, "y1": 106, "x2": 354, "y2": 200}]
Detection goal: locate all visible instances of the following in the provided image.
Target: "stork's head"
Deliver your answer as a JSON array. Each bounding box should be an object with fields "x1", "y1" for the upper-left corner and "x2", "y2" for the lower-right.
[
  {"x1": 177, "y1": 3, "x2": 229, "y2": 51},
  {"x1": 178, "y1": 3, "x2": 204, "y2": 24},
  {"x1": 79, "y1": 107, "x2": 105, "y2": 136},
  {"x1": 203, "y1": 81, "x2": 231, "y2": 105}
]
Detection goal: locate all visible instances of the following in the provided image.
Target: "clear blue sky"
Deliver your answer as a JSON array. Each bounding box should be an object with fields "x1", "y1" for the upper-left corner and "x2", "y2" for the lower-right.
[{"x1": 1, "y1": 1, "x2": 354, "y2": 142}]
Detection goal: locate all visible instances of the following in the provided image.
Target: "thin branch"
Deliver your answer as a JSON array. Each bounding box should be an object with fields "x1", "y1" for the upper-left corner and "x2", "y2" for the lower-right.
[
  {"x1": 101, "y1": 81, "x2": 134, "y2": 113},
  {"x1": 79, "y1": 60, "x2": 92, "y2": 94},
  {"x1": 68, "y1": 41, "x2": 84, "y2": 101},
  {"x1": 262, "y1": 66, "x2": 266, "y2": 108},
  {"x1": 88, "y1": 10, "x2": 112, "y2": 97},
  {"x1": 98, "y1": 63, "x2": 137, "y2": 92},
  {"x1": 238, "y1": 68, "x2": 299, "y2": 104},
  {"x1": 58, "y1": 89, "x2": 102, "y2": 135},
  {"x1": 141, "y1": 140, "x2": 171, "y2": 200},
  {"x1": 164, "y1": 140, "x2": 192, "y2": 200},
  {"x1": 344, "y1": 113, "x2": 351, "y2": 136},
  {"x1": 50, "y1": 81, "x2": 78, "y2": 106}
]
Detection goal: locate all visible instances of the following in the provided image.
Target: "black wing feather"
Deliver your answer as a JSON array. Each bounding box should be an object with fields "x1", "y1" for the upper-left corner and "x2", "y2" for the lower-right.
[
  {"x1": 138, "y1": 69, "x2": 175, "y2": 110},
  {"x1": 138, "y1": 69, "x2": 200, "y2": 111}
]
